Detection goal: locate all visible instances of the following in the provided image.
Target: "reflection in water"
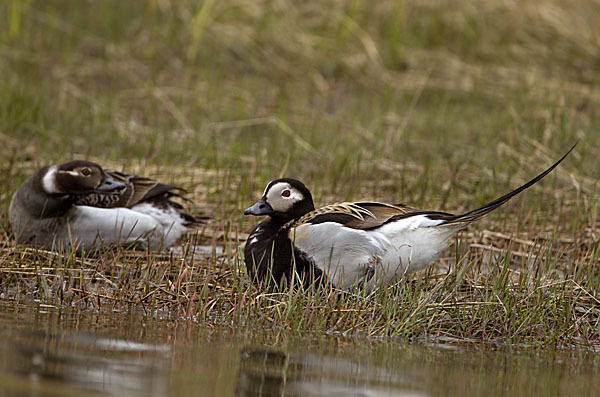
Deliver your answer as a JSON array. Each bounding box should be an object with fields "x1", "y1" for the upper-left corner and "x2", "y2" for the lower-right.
[
  {"x1": 0, "y1": 328, "x2": 171, "y2": 396},
  {"x1": 0, "y1": 301, "x2": 600, "y2": 397},
  {"x1": 236, "y1": 347, "x2": 424, "y2": 397},
  {"x1": 234, "y1": 343, "x2": 600, "y2": 397},
  {"x1": 237, "y1": 349, "x2": 288, "y2": 396}
]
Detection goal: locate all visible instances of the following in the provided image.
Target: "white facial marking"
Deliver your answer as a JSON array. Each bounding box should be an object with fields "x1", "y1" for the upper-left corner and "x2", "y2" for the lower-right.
[
  {"x1": 265, "y1": 182, "x2": 304, "y2": 213},
  {"x1": 66, "y1": 170, "x2": 79, "y2": 176},
  {"x1": 42, "y1": 166, "x2": 63, "y2": 194}
]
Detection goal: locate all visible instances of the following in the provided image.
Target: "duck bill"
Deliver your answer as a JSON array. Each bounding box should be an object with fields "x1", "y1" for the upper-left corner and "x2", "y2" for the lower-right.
[
  {"x1": 244, "y1": 199, "x2": 274, "y2": 216},
  {"x1": 96, "y1": 177, "x2": 127, "y2": 193}
]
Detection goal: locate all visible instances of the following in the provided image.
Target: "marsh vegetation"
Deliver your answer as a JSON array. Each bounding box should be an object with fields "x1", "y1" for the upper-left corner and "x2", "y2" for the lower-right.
[{"x1": 0, "y1": 0, "x2": 599, "y2": 349}]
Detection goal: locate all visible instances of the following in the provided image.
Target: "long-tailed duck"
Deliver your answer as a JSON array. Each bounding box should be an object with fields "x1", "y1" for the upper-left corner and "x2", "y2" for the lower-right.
[
  {"x1": 9, "y1": 160, "x2": 198, "y2": 251},
  {"x1": 243, "y1": 145, "x2": 575, "y2": 291}
]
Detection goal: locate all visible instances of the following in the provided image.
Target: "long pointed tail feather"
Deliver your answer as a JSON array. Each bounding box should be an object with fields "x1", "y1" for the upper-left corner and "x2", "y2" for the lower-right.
[{"x1": 441, "y1": 142, "x2": 577, "y2": 227}]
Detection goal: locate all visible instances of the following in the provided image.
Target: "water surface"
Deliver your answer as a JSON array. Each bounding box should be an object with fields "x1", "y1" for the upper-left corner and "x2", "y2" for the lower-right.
[{"x1": 0, "y1": 300, "x2": 598, "y2": 396}]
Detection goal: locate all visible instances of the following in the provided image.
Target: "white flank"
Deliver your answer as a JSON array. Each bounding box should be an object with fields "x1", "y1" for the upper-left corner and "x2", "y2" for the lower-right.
[
  {"x1": 292, "y1": 214, "x2": 457, "y2": 291},
  {"x1": 131, "y1": 203, "x2": 189, "y2": 248},
  {"x1": 374, "y1": 215, "x2": 454, "y2": 281},
  {"x1": 70, "y1": 206, "x2": 162, "y2": 249},
  {"x1": 291, "y1": 222, "x2": 390, "y2": 289},
  {"x1": 42, "y1": 166, "x2": 62, "y2": 194}
]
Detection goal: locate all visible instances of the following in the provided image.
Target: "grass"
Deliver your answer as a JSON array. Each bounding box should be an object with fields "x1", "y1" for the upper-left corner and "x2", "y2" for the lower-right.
[{"x1": 0, "y1": 0, "x2": 599, "y2": 348}]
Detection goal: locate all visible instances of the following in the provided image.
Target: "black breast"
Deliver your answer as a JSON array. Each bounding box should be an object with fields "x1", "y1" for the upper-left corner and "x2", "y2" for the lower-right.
[{"x1": 244, "y1": 219, "x2": 325, "y2": 289}]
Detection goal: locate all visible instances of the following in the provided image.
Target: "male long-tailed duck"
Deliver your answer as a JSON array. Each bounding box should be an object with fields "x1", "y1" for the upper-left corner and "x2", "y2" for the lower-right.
[
  {"x1": 244, "y1": 145, "x2": 575, "y2": 291},
  {"x1": 9, "y1": 160, "x2": 198, "y2": 251}
]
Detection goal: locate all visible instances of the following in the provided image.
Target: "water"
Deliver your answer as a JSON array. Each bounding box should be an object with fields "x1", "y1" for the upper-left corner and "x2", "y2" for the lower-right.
[{"x1": 0, "y1": 300, "x2": 598, "y2": 397}]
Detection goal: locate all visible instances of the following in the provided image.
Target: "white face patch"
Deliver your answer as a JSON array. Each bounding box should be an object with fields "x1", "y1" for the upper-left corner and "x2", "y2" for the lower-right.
[
  {"x1": 42, "y1": 166, "x2": 63, "y2": 194},
  {"x1": 265, "y1": 182, "x2": 304, "y2": 213}
]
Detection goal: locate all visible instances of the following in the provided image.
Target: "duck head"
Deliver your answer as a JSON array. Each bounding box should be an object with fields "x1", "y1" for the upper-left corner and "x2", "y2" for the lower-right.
[
  {"x1": 42, "y1": 160, "x2": 126, "y2": 195},
  {"x1": 244, "y1": 178, "x2": 315, "y2": 220}
]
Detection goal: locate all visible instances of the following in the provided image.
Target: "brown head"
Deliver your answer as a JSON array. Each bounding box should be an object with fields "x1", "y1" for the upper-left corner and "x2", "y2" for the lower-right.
[{"x1": 41, "y1": 160, "x2": 126, "y2": 195}]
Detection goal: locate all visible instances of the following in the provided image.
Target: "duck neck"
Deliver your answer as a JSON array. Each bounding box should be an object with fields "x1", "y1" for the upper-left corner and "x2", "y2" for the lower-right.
[
  {"x1": 23, "y1": 170, "x2": 74, "y2": 218},
  {"x1": 264, "y1": 215, "x2": 289, "y2": 230}
]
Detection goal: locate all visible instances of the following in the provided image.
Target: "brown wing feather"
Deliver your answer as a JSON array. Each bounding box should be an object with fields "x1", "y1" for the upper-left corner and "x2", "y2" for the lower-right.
[
  {"x1": 73, "y1": 170, "x2": 189, "y2": 210},
  {"x1": 292, "y1": 202, "x2": 413, "y2": 230},
  {"x1": 349, "y1": 202, "x2": 413, "y2": 228},
  {"x1": 105, "y1": 170, "x2": 184, "y2": 208}
]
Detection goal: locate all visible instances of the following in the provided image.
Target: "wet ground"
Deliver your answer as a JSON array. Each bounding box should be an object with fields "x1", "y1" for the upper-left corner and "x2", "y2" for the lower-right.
[{"x1": 0, "y1": 299, "x2": 598, "y2": 397}]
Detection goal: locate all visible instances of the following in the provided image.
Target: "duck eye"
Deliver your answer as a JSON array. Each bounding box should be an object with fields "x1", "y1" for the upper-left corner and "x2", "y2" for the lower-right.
[
  {"x1": 282, "y1": 190, "x2": 291, "y2": 198},
  {"x1": 81, "y1": 168, "x2": 92, "y2": 176}
]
